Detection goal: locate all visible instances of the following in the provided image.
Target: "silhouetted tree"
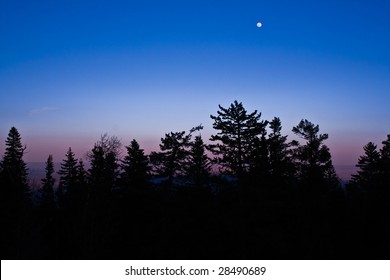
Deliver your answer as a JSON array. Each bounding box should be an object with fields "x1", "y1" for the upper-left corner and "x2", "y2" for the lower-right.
[
  {"x1": 210, "y1": 102, "x2": 268, "y2": 260},
  {"x1": 57, "y1": 147, "x2": 78, "y2": 208},
  {"x1": 210, "y1": 101, "x2": 268, "y2": 180},
  {"x1": 39, "y1": 155, "x2": 56, "y2": 211},
  {"x1": 150, "y1": 131, "x2": 188, "y2": 183},
  {"x1": 38, "y1": 155, "x2": 56, "y2": 258},
  {"x1": 76, "y1": 159, "x2": 87, "y2": 187},
  {"x1": 348, "y1": 137, "x2": 390, "y2": 258},
  {"x1": 248, "y1": 130, "x2": 269, "y2": 183},
  {"x1": 88, "y1": 135, "x2": 121, "y2": 201},
  {"x1": 350, "y1": 142, "x2": 380, "y2": 190},
  {"x1": 378, "y1": 135, "x2": 390, "y2": 255},
  {"x1": 150, "y1": 125, "x2": 202, "y2": 184},
  {"x1": 291, "y1": 119, "x2": 338, "y2": 188},
  {"x1": 0, "y1": 127, "x2": 30, "y2": 205},
  {"x1": 290, "y1": 120, "x2": 345, "y2": 260},
  {"x1": 379, "y1": 135, "x2": 390, "y2": 188},
  {"x1": 3, "y1": 103, "x2": 389, "y2": 260},
  {"x1": 267, "y1": 117, "x2": 294, "y2": 183},
  {"x1": 86, "y1": 134, "x2": 122, "y2": 199},
  {"x1": 88, "y1": 146, "x2": 105, "y2": 185},
  {"x1": 121, "y1": 139, "x2": 149, "y2": 188},
  {"x1": 184, "y1": 135, "x2": 211, "y2": 187},
  {"x1": 74, "y1": 158, "x2": 88, "y2": 207},
  {"x1": 90, "y1": 133, "x2": 122, "y2": 161},
  {"x1": 0, "y1": 127, "x2": 30, "y2": 259}
]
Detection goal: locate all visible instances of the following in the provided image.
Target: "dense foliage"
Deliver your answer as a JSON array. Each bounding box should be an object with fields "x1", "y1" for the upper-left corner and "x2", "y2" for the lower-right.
[{"x1": 0, "y1": 102, "x2": 389, "y2": 259}]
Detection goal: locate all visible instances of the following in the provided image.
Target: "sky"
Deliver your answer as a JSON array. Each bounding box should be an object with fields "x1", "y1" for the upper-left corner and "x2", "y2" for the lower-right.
[{"x1": 1, "y1": 0, "x2": 389, "y2": 179}]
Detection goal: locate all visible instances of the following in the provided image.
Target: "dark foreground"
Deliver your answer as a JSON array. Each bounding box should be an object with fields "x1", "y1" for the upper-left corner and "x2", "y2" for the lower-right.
[{"x1": 2, "y1": 179, "x2": 389, "y2": 260}]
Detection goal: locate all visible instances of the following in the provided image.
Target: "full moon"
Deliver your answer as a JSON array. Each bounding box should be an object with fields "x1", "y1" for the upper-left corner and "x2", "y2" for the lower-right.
[{"x1": 257, "y1": 22, "x2": 262, "y2": 28}]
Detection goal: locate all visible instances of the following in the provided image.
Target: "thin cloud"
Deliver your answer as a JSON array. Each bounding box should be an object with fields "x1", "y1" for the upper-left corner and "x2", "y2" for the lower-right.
[{"x1": 30, "y1": 106, "x2": 58, "y2": 115}]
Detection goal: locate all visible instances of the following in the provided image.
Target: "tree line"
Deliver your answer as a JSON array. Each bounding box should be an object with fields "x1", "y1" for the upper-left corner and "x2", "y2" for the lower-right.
[{"x1": 1, "y1": 100, "x2": 389, "y2": 259}]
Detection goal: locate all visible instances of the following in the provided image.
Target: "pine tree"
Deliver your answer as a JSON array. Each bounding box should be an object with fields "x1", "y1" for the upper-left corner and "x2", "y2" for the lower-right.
[
  {"x1": 0, "y1": 127, "x2": 30, "y2": 259},
  {"x1": 74, "y1": 158, "x2": 87, "y2": 206},
  {"x1": 351, "y1": 142, "x2": 380, "y2": 190},
  {"x1": 57, "y1": 147, "x2": 78, "y2": 208},
  {"x1": 267, "y1": 117, "x2": 294, "y2": 184},
  {"x1": 150, "y1": 126, "x2": 202, "y2": 184},
  {"x1": 85, "y1": 134, "x2": 121, "y2": 203},
  {"x1": 89, "y1": 145, "x2": 107, "y2": 199},
  {"x1": 377, "y1": 135, "x2": 390, "y2": 248},
  {"x1": 76, "y1": 159, "x2": 87, "y2": 187},
  {"x1": 185, "y1": 135, "x2": 211, "y2": 187},
  {"x1": 1, "y1": 127, "x2": 30, "y2": 205},
  {"x1": 209, "y1": 100, "x2": 268, "y2": 179},
  {"x1": 248, "y1": 131, "x2": 269, "y2": 182},
  {"x1": 88, "y1": 144, "x2": 119, "y2": 200},
  {"x1": 150, "y1": 131, "x2": 188, "y2": 183},
  {"x1": 379, "y1": 135, "x2": 390, "y2": 188},
  {"x1": 292, "y1": 119, "x2": 339, "y2": 188},
  {"x1": 39, "y1": 155, "x2": 56, "y2": 210},
  {"x1": 121, "y1": 139, "x2": 149, "y2": 188},
  {"x1": 88, "y1": 135, "x2": 121, "y2": 186}
]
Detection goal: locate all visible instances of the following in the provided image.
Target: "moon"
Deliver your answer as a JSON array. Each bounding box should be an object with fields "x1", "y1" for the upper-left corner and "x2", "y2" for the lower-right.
[{"x1": 257, "y1": 22, "x2": 262, "y2": 28}]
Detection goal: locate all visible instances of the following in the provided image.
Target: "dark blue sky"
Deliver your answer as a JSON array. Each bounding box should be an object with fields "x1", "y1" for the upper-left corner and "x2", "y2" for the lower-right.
[{"x1": 1, "y1": 0, "x2": 389, "y2": 177}]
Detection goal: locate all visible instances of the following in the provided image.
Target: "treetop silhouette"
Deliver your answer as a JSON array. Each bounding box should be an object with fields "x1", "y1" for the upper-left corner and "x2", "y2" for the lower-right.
[
  {"x1": 209, "y1": 100, "x2": 268, "y2": 179},
  {"x1": 1, "y1": 127, "x2": 30, "y2": 205},
  {"x1": 1, "y1": 102, "x2": 389, "y2": 260},
  {"x1": 291, "y1": 119, "x2": 338, "y2": 188}
]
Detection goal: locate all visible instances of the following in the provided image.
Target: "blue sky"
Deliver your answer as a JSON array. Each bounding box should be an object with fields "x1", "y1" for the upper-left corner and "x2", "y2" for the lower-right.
[{"x1": 1, "y1": 0, "x2": 389, "y2": 178}]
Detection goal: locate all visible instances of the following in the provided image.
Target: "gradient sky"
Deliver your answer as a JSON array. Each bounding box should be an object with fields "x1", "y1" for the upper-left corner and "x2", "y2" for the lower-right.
[{"x1": 1, "y1": 0, "x2": 389, "y2": 179}]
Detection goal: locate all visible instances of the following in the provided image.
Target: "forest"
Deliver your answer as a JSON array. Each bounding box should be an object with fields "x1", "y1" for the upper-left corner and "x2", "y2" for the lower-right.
[{"x1": 1, "y1": 100, "x2": 389, "y2": 259}]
